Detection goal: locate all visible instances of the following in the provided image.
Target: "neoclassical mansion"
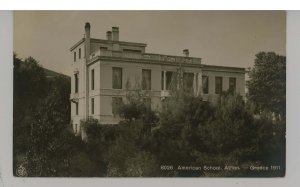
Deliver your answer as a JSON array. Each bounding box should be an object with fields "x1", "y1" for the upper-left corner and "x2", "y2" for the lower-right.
[{"x1": 70, "y1": 23, "x2": 245, "y2": 135}]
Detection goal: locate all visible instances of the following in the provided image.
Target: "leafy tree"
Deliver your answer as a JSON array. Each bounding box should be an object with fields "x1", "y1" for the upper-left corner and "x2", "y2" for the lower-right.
[
  {"x1": 13, "y1": 54, "x2": 85, "y2": 176},
  {"x1": 24, "y1": 75, "x2": 74, "y2": 176},
  {"x1": 151, "y1": 91, "x2": 215, "y2": 175},
  {"x1": 247, "y1": 52, "x2": 286, "y2": 118},
  {"x1": 104, "y1": 121, "x2": 160, "y2": 177},
  {"x1": 13, "y1": 54, "x2": 48, "y2": 173}
]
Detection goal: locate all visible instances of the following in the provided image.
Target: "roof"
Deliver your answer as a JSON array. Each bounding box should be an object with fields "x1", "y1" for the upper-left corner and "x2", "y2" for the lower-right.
[{"x1": 70, "y1": 38, "x2": 147, "y2": 51}]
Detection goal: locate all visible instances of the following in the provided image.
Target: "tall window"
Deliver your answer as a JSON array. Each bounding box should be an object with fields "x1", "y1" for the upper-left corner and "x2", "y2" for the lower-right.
[
  {"x1": 143, "y1": 97, "x2": 151, "y2": 110},
  {"x1": 112, "y1": 67, "x2": 122, "y2": 89},
  {"x1": 202, "y1": 76, "x2": 209, "y2": 94},
  {"x1": 215, "y1": 77, "x2": 223, "y2": 94},
  {"x1": 74, "y1": 52, "x2": 76, "y2": 62},
  {"x1": 74, "y1": 74, "x2": 78, "y2": 93},
  {"x1": 229, "y1": 77, "x2": 236, "y2": 93},
  {"x1": 112, "y1": 97, "x2": 122, "y2": 116},
  {"x1": 75, "y1": 103, "x2": 78, "y2": 115},
  {"x1": 183, "y1": 73, "x2": 194, "y2": 93},
  {"x1": 79, "y1": 48, "x2": 81, "y2": 59},
  {"x1": 142, "y1": 69, "x2": 151, "y2": 90},
  {"x1": 91, "y1": 69, "x2": 95, "y2": 90},
  {"x1": 166, "y1": 71, "x2": 175, "y2": 90},
  {"x1": 161, "y1": 71, "x2": 164, "y2": 90},
  {"x1": 91, "y1": 98, "x2": 94, "y2": 115},
  {"x1": 74, "y1": 124, "x2": 77, "y2": 134}
]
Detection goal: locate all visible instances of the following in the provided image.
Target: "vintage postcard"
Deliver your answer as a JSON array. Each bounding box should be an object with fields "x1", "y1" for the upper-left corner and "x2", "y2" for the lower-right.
[{"x1": 13, "y1": 10, "x2": 286, "y2": 177}]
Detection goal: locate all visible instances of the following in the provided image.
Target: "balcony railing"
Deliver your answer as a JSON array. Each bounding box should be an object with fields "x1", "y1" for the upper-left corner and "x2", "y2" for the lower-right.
[{"x1": 91, "y1": 49, "x2": 201, "y2": 64}]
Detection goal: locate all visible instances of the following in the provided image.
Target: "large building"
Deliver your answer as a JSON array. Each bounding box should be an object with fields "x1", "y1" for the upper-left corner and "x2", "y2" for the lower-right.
[{"x1": 70, "y1": 23, "x2": 245, "y2": 135}]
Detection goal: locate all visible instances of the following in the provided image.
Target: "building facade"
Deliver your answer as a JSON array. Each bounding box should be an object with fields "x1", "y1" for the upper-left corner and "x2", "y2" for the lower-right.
[{"x1": 70, "y1": 23, "x2": 245, "y2": 135}]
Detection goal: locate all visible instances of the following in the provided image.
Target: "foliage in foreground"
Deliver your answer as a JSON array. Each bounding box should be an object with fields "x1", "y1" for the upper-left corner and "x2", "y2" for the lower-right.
[{"x1": 79, "y1": 90, "x2": 285, "y2": 177}]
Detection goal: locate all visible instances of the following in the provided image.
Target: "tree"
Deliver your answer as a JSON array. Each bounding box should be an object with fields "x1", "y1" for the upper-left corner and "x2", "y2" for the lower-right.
[
  {"x1": 247, "y1": 52, "x2": 286, "y2": 118},
  {"x1": 13, "y1": 54, "x2": 81, "y2": 176},
  {"x1": 13, "y1": 54, "x2": 48, "y2": 174},
  {"x1": 24, "y1": 75, "x2": 74, "y2": 176}
]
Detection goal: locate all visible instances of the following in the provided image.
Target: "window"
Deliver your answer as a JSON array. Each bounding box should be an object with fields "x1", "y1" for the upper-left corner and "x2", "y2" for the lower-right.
[
  {"x1": 142, "y1": 69, "x2": 151, "y2": 90},
  {"x1": 143, "y1": 97, "x2": 151, "y2": 110},
  {"x1": 74, "y1": 52, "x2": 76, "y2": 62},
  {"x1": 100, "y1": 47, "x2": 108, "y2": 50},
  {"x1": 202, "y1": 76, "x2": 209, "y2": 94},
  {"x1": 161, "y1": 71, "x2": 164, "y2": 90},
  {"x1": 91, "y1": 69, "x2": 94, "y2": 90},
  {"x1": 166, "y1": 71, "x2": 175, "y2": 90},
  {"x1": 79, "y1": 48, "x2": 81, "y2": 59},
  {"x1": 123, "y1": 49, "x2": 142, "y2": 53},
  {"x1": 112, "y1": 67, "x2": 122, "y2": 89},
  {"x1": 215, "y1": 77, "x2": 223, "y2": 94},
  {"x1": 183, "y1": 73, "x2": 194, "y2": 93},
  {"x1": 229, "y1": 77, "x2": 236, "y2": 93},
  {"x1": 91, "y1": 98, "x2": 94, "y2": 115},
  {"x1": 74, "y1": 74, "x2": 78, "y2": 93},
  {"x1": 75, "y1": 103, "x2": 78, "y2": 115},
  {"x1": 112, "y1": 97, "x2": 122, "y2": 116}
]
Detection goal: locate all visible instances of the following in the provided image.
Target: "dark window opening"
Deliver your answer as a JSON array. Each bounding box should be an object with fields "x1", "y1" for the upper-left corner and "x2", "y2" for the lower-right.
[
  {"x1": 91, "y1": 69, "x2": 95, "y2": 90},
  {"x1": 75, "y1": 124, "x2": 77, "y2": 134},
  {"x1": 91, "y1": 98, "x2": 94, "y2": 115},
  {"x1": 112, "y1": 67, "x2": 122, "y2": 89},
  {"x1": 215, "y1": 77, "x2": 223, "y2": 94},
  {"x1": 74, "y1": 52, "x2": 76, "y2": 62},
  {"x1": 112, "y1": 97, "x2": 123, "y2": 116},
  {"x1": 183, "y1": 73, "x2": 194, "y2": 93},
  {"x1": 202, "y1": 76, "x2": 209, "y2": 94},
  {"x1": 123, "y1": 49, "x2": 142, "y2": 53},
  {"x1": 79, "y1": 48, "x2": 81, "y2": 59},
  {"x1": 75, "y1": 74, "x2": 78, "y2": 93},
  {"x1": 229, "y1": 77, "x2": 236, "y2": 93},
  {"x1": 76, "y1": 103, "x2": 78, "y2": 115},
  {"x1": 161, "y1": 71, "x2": 164, "y2": 90},
  {"x1": 166, "y1": 71, "x2": 176, "y2": 90},
  {"x1": 142, "y1": 69, "x2": 151, "y2": 90},
  {"x1": 100, "y1": 47, "x2": 108, "y2": 50}
]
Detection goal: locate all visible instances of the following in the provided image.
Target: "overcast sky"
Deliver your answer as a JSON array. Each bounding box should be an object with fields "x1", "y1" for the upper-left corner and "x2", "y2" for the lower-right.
[{"x1": 14, "y1": 11, "x2": 286, "y2": 75}]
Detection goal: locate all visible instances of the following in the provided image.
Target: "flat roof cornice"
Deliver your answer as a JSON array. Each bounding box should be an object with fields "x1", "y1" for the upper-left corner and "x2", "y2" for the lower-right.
[{"x1": 89, "y1": 56, "x2": 203, "y2": 68}]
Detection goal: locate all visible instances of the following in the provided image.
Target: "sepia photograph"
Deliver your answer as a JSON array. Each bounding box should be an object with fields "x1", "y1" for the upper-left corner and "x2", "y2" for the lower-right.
[{"x1": 13, "y1": 10, "x2": 286, "y2": 177}]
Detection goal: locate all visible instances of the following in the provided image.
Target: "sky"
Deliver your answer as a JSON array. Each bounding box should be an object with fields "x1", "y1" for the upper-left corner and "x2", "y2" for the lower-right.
[{"x1": 14, "y1": 11, "x2": 286, "y2": 76}]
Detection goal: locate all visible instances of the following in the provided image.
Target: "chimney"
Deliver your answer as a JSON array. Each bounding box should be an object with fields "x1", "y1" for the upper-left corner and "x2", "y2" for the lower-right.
[
  {"x1": 106, "y1": 31, "x2": 112, "y2": 40},
  {"x1": 183, "y1": 49, "x2": 189, "y2": 57},
  {"x1": 85, "y1": 22, "x2": 91, "y2": 39},
  {"x1": 85, "y1": 22, "x2": 91, "y2": 60},
  {"x1": 84, "y1": 22, "x2": 91, "y2": 119},
  {"x1": 112, "y1": 27, "x2": 119, "y2": 41}
]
